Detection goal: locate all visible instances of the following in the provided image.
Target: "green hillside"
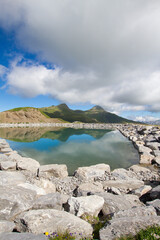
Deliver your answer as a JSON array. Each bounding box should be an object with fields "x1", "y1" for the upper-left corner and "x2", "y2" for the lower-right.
[{"x1": 39, "y1": 104, "x2": 135, "y2": 123}]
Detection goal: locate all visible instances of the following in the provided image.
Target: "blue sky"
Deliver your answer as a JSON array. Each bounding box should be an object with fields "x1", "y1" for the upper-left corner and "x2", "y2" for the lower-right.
[{"x1": 0, "y1": 0, "x2": 160, "y2": 122}]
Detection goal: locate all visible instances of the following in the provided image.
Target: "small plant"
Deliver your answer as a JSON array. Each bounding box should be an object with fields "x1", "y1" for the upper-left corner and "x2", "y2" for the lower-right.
[
  {"x1": 45, "y1": 231, "x2": 93, "y2": 240},
  {"x1": 118, "y1": 225, "x2": 160, "y2": 240}
]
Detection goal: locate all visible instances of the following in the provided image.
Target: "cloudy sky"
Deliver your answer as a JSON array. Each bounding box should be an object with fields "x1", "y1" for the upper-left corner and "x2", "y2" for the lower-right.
[{"x1": 0, "y1": 0, "x2": 160, "y2": 121}]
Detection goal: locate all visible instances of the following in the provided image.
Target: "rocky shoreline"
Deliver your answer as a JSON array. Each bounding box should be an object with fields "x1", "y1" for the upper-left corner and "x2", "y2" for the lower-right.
[{"x1": 0, "y1": 124, "x2": 160, "y2": 240}]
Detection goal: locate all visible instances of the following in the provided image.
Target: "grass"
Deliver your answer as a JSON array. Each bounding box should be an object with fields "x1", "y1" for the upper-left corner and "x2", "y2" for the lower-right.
[
  {"x1": 118, "y1": 225, "x2": 160, "y2": 240},
  {"x1": 45, "y1": 225, "x2": 160, "y2": 240}
]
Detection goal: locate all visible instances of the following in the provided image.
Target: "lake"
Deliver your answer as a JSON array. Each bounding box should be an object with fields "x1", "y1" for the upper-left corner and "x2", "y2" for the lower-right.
[{"x1": 0, "y1": 127, "x2": 139, "y2": 175}]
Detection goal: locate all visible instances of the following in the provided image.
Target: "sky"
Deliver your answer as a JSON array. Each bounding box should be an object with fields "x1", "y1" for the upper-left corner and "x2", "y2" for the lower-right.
[{"x1": 0, "y1": 0, "x2": 160, "y2": 122}]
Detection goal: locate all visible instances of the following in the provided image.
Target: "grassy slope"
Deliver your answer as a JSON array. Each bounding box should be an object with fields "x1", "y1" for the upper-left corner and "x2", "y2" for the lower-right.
[{"x1": 40, "y1": 104, "x2": 135, "y2": 124}]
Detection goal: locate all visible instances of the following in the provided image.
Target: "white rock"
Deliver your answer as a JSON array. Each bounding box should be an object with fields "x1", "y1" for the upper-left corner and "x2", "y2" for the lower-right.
[
  {"x1": 18, "y1": 183, "x2": 46, "y2": 196},
  {"x1": 39, "y1": 164, "x2": 68, "y2": 179},
  {"x1": 68, "y1": 195, "x2": 104, "y2": 217},
  {"x1": 17, "y1": 157, "x2": 40, "y2": 174},
  {"x1": 0, "y1": 161, "x2": 16, "y2": 171},
  {"x1": 74, "y1": 164, "x2": 110, "y2": 181}
]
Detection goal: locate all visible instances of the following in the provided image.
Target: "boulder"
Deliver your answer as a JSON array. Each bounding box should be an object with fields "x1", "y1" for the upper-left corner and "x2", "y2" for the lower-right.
[
  {"x1": 98, "y1": 192, "x2": 143, "y2": 215},
  {"x1": 33, "y1": 178, "x2": 56, "y2": 194},
  {"x1": 74, "y1": 164, "x2": 110, "y2": 181},
  {"x1": 132, "y1": 185, "x2": 152, "y2": 197},
  {"x1": 0, "y1": 233, "x2": 47, "y2": 240},
  {"x1": 139, "y1": 153, "x2": 154, "y2": 164},
  {"x1": 154, "y1": 156, "x2": 160, "y2": 165},
  {"x1": 0, "y1": 185, "x2": 37, "y2": 220},
  {"x1": 0, "y1": 171, "x2": 26, "y2": 186},
  {"x1": 77, "y1": 182, "x2": 104, "y2": 196},
  {"x1": 39, "y1": 164, "x2": 68, "y2": 179},
  {"x1": 99, "y1": 216, "x2": 160, "y2": 240},
  {"x1": 145, "y1": 142, "x2": 160, "y2": 150},
  {"x1": 32, "y1": 193, "x2": 62, "y2": 210},
  {"x1": 0, "y1": 160, "x2": 17, "y2": 171},
  {"x1": 67, "y1": 195, "x2": 104, "y2": 217},
  {"x1": 0, "y1": 147, "x2": 13, "y2": 153},
  {"x1": 103, "y1": 179, "x2": 144, "y2": 193},
  {"x1": 15, "y1": 209, "x2": 93, "y2": 239},
  {"x1": 146, "y1": 199, "x2": 160, "y2": 215},
  {"x1": 111, "y1": 168, "x2": 137, "y2": 180},
  {"x1": 16, "y1": 157, "x2": 40, "y2": 174},
  {"x1": 0, "y1": 220, "x2": 15, "y2": 233},
  {"x1": 0, "y1": 154, "x2": 9, "y2": 161},
  {"x1": 129, "y1": 164, "x2": 159, "y2": 181},
  {"x1": 149, "y1": 185, "x2": 160, "y2": 200},
  {"x1": 18, "y1": 183, "x2": 46, "y2": 196},
  {"x1": 138, "y1": 145, "x2": 152, "y2": 154},
  {"x1": 112, "y1": 206, "x2": 157, "y2": 219}
]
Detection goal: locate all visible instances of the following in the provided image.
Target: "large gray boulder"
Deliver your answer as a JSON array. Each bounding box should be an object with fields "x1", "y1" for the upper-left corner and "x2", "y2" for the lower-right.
[
  {"x1": 15, "y1": 209, "x2": 93, "y2": 239},
  {"x1": 18, "y1": 183, "x2": 46, "y2": 196},
  {"x1": 33, "y1": 178, "x2": 56, "y2": 194},
  {"x1": 0, "y1": 185, "x2": 37, "y2": 220},
  {"x1": 77, "y1": 182, "x2": 104, "y2": 196},
  {"x1": 39, "y1": 164, "x2": 68, "y2": 179},
  {"x1": 129, "y1": 164, "x2": 159, "y2": 181},
  {"x1": 0, "y1": 171, "x2": 26, "y2": 186},
  {"x1": 98, "y1": 192, "x2": 143, "y2": 215},
  {"x1": 111, "y1": 168, "x2": 137, "y2": 180},
  {"x1": 32, "y1": 193, "x2": 62, "y2": 210},
  {"x1": 0, "y1": 233, "x2": 47, "y2": 240},
  {"x1": 0, "y1": 160, "x2": 17, "y2": 171},
  {"x1": 139, "y1": 153, "x2": 154, "y2": 164},
  {"x1": 74, "y1": 164, "x2": 110, "y2": 181},
  {"x1": 67, "y1": 195, "x2": 104, "y2": 217},
  {"x1": 103, "y1": 179, "x2": 144, "y2": 193},
  {"x1": 0, "y1": 220, "x2": 15, "y2": 233},
  {"x1": 100, "y1": 216, "x2": 160, "y2": 240},
  {"x1": 16, "y1": 157, "x2": 40, "y2": 174},
  {"x1": 146, "y1": 199, "x2": 160, "y2": 215},
  {"x1": 149, "y1": 185, "x2": 160, "y2": 200}
]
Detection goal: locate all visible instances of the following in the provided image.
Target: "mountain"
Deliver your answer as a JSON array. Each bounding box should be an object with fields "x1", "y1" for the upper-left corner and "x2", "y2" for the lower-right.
[
  {"x1": 145, "y1": 120, "x2": 160, "y2": 125},
  {"x1": 40, "y1": 104, "x2": 135, "y2": 123},
  {"x1": 0, "y1": 104, "x2": 135, "y2": 124}
]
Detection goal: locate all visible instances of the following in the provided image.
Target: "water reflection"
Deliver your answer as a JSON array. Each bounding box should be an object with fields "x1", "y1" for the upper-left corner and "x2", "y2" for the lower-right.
[{"x1": 1, "y1": 127, "x2": 139, "y2": 175}]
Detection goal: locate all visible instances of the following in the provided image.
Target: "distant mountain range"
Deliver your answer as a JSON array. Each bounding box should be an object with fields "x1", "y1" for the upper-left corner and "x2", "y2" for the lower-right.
[
  {"x1": 144, "y1": 120, "x2": 160, "y2": 125},
  {"x1": 0, "y1": 103, "x2": 135, "y2": 124}
]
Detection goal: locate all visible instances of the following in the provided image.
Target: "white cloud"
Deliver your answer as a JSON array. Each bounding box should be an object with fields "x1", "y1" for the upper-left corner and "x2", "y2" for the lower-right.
[
  {"x1": 134, "y1": 116, "x2": 160, "y2": 122},
  {"x1": 1, "y1": 0, "x2": 160, "y2": 112}
]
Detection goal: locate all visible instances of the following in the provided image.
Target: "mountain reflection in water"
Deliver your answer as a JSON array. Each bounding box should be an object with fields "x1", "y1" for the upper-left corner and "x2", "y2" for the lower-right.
[{"x1": 0, "y1": 127, "x2": 139, "y2": 175}]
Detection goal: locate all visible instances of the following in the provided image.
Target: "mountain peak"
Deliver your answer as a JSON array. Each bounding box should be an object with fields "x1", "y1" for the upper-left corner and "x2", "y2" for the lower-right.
[
  {"x1": 57, "y1": 103, "x2": 70, "y2": 110},
  {"x1": 91, "y1": 105, "x2": 104, "y2": 111}
]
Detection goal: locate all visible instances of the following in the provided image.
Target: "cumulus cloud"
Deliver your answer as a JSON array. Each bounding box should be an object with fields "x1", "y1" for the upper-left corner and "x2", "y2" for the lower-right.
[
  {"x1": 1, "y1": 0, "x2": 160, "y2": 112},
  {"x1": 134, "y1": 116, "x2": 160, "y2": 123}
]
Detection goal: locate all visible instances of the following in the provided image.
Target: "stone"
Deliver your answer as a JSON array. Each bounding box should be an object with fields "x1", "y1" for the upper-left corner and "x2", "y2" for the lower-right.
[
  {"x1": 132, "y1": 185, "x2": 152, "y2": 197},
  {"x1": 149, "y1": 185, "x2": 160, "y2": 200},
  {"x1": 146, "y1": 199, "x2": 160, "y2": 215},
  {"x1": 99, "y1": 216, "x2": 160, "y2": 240},
  {"x1": 67, "y1": 195, "x2": 104, "y2": 217},
  {"x1": 146, "y1": 142, "x2": 160, "y2": 150},
  {"x1": 15, "y1": 209, "x2": 93, "y2": 238},
  {"x1": 32, "y1": 193, "x2": 62, "y2": 210},
  {"x1": 39, "y1": 164, "x2": 68, "y2": 179},
  {"x1": 0, "y1": 171, "x2": 26, "y2": 186},
  {"x1": 112, "y1": 206, "x2": 157, "y2": 219},
  {"x1": 138, "y1": 145, "x2": 152, "y2": 154},
  {"x1": 8, "y1": 153, "x2": 22, "y2": 161},
  {"x1": 33, "y1": 178, "x2": 56, "y2": 194},
  {"x1": 98, "y1": 192, "x2": 143, "y2": 215},
  {"x1": 154, "y1": 156, "x2": 160, "y2": 165},
  {"x1": 0, "y1": 154, "x2": 9, "y2": 162},
  {"x1": 0, "y1": 160, "x2": 17, "y2": 171},
  {"x1": 152, "y1": 150, "x2": 160, "y2": 157},
  {"x1": 103, "y1": 180, "x2": 144, "y2": 193},
  {"x1": 0, "y1": 147, "x2": 13, "y2": 153},
  {"x1": 74, "y1": 164, "x2": 110, "y2": 181},
  {"x1": 0, "y1": 233, "x2": 47, "y2": 240},
  {"x1": 105, "y1": 186, "x2": 121, "y2": 195},
  {"x1": 0, "y1": 185, "x2": 37, "y2": 220},
  {"x1": 129, "y1": 164, "x2": 151, "y2": 174},
  {"x1": 111, "y1": 168, "x2": 137, "y2": 180},
  {"x1": 77, "y1": 182, "x2": 104, "y2": 196},
  {"x1": 139, "y1": 153, "x2": 154, "y2": 164},
  {"x1": 18, "y1": 183, "x2": 46, "y2": 196},
  {"x1": 16, "y1": 157, "x2": 40, "y2": 174},
  {"x1": 0, "y1": 220, "x2": 15, "y2": 233}
]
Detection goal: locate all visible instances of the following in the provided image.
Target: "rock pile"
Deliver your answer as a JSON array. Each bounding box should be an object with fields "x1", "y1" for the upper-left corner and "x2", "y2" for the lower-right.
[{"x1": 0, "y1": 124, "x2": 160, "y2": 240}]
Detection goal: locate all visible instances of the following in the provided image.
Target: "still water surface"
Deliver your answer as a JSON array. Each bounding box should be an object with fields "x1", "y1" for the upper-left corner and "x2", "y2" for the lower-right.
[{"x1": 0, "y1": 127, "x2": 139, "y2": 175}]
